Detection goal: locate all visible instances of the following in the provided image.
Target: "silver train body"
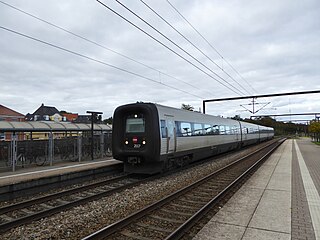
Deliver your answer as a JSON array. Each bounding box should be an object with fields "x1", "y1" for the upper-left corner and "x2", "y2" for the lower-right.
[{"x1": 112, "y1": 103, "x2": 274, "y2": 174}]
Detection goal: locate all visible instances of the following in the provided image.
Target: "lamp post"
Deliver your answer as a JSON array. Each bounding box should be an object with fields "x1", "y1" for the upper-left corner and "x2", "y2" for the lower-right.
[{"x1": 86, "y1": 111, "x2": 103, "y2": 160}]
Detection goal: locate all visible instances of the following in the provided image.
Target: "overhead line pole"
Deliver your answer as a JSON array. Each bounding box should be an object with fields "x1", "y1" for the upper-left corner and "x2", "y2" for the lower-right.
[
  {"x1": 202, "y1": 90, "x2": 320, "y2": 114},
  {"x1": 87, "y1": 111, "x2": 103, "y2": 161}
]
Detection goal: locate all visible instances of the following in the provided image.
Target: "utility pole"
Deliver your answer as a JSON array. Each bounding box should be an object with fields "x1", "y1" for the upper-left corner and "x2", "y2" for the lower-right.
[{"x1": 86, "y1": 111, "x2": 103, "y2": 160}]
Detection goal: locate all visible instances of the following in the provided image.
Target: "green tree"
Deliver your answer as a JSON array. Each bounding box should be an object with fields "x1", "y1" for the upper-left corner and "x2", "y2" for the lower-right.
[
  {"x1": 231, "y1": 115, "x2": 243, "y2": 121},
  {"x1": 181, "y1": 104, "x2": 194, "y2": 111},
  {"x1": 309, "y1": 121, "x2": 320, "y2": 142},
  {"x1": 103, "y1": 117, "x2": 113, "y2": 125},
  {"x1": 244, "y1": 116, "x2": 308, "y2": 137}
]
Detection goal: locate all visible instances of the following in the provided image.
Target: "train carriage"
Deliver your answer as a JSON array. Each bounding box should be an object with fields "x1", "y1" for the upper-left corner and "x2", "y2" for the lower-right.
[{"x1": 112, "y1": 103, "x2": 274, "y2": 174}]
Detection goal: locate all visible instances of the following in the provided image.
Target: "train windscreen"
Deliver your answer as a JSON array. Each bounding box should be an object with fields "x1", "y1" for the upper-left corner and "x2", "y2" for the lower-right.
[{"x1": 126, "y1": 114, "x2": 145, "y2": 133}]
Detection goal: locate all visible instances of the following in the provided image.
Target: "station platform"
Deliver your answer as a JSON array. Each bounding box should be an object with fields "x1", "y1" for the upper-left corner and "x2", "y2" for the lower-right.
[
  {"x1": 0, "y1": 158, "x2": 122, "y2": 201},
  {"x1": 193, "y1": 138, "x2": 320, "y2": 240}
]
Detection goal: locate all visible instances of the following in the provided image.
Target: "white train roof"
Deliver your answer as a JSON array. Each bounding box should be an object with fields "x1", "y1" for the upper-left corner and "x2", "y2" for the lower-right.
[{"x1": 154, "y1": 103, "x2": 273, "y2": 130}]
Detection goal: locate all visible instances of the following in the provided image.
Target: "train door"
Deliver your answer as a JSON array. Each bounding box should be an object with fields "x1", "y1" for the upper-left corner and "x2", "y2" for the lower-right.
[
  {"x1": 242, "y1": 127, "x2": 248, "y2": 141},
  {"x1": 166, "y1": 117, "x2": 176, "y2": 153},
  {"x1": 235, "y1": 125, "x2": 240, "y2": 141},
  {"x1": 238, "y1": 121, "x2": 243, "y2": 147}
]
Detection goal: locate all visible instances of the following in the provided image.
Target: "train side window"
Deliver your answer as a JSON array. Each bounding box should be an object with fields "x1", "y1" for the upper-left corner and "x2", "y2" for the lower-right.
[
  {"x1": 180, "y1": 122, "x2": 191, "y2": 137},
  {"x1": 175, "y1": 122, "x2": 182, "y2": 137},
  {"x1": 225, "y1": 126, "x2": 231, "y2": 135},
  {"x1": 242, "y1": 127, "x2": 247, "y2": 134},
  {"x1": 193, "y1": 123, "x2": 203, "y2": 136},
  {"x1": 204, "y1": 124, "x2": 212, "y2": 135},
  {"x1": 0, "y1": 132, "x2": 5, "y2": 141},
  {"x1": 213, "y1": 125, "x2": 219, "y2": 135},
  {"x1": 219, "y1": 125, "x2": 225, "y2": 135},
  {"x1": 160, "y1": 120, "x2": 167, "y2": 138}
]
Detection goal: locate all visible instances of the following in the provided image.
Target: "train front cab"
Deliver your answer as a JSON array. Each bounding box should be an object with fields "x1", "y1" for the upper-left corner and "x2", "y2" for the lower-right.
[{"x1": 112, "y1": 103, "x2": 162, "y2": 174}]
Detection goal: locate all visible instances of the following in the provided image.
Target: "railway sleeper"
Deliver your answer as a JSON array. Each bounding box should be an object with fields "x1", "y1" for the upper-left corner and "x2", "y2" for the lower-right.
[
  {"x1": 120, "y1": 229, "x2": 154, "y2": 240},
  {"x1": 0, "y1": 214, "x2": 14, "y2": 222},
  {"x1": 203, "y1": 186, "x2": 224, "y2": 192},
  {"x1": 178, "y1": 198, "x2": 207, "y2": 205},
  {"x1": 135, "y1": 222, "x2": 174, "y2": 234},
  {"x1": 159, "y1": 208, "x2": 193, "y2": 217},
  {"x1": 205, "y1": 182, "x2": 230, "y2": 188},
  {"x1": 188, "y1": 191, "x2": 212, "y2": 199},
  {"x1": 170, "y1": 203, "x2": 199, "y2": 211},
  {"x1": 164, "y1": 205, "x2": 195, "y2": 214},
  {"x1": 84, "y1": 191, "x2": 96, "y2": 196},
  {"x1": 149, "y1": 214, "x2": 184, "y2": 224},
  {"x1": 184, "y1": 194, "x2": 211, "y2": 201},
  {"x1": 55, "y1": 199, "x2": 70, "y2": 205},
  {"x1": 19, "y1": 208, "x2": 34, "y2": 215},
  {"x1": 39, "y1": 203, "x2": 52, "y2": 209},
  {"x1": 191, "y1": 191, "x2": 213, "y2": 197}
]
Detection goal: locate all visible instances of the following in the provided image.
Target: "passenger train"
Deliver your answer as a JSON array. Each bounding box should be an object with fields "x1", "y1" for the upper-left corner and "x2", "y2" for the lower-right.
[{"x1": 112, "y1": 103, "x2": 274, "y2": 174}]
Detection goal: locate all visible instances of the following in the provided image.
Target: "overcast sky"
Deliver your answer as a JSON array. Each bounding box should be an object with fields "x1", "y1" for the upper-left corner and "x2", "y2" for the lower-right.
[{"x1": 0, "y1": 0, "x2": 319, "y2": 122}]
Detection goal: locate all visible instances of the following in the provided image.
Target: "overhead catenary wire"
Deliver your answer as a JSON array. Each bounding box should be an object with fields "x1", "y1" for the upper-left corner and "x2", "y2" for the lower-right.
[
  {"x1": 112, "y1": 0, "x2": 246, "y2": 96},
  {"x1": 166, "y1": 0, "x2": 257, "y2": 95},
  {"x1": 0, "y1": 0, "x2": 210, "y2": 97},
  {"x1": 139, "y1": 0, "x2": 251, "y2": 96},
  {"x1": 166, "y1": 0, "x2": 270, "y2": 109},
  {"x1": 0, "y1": 26, "x2": 204, "y2": 99},
  {"x1": 96, "y1": 0, "x2": 245, "y2": 96}
]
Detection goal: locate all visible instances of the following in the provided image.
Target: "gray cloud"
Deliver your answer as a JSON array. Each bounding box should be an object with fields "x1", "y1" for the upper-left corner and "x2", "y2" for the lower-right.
[{"x1": 0, "y1": 0, "x2": 319, "y2": 121}]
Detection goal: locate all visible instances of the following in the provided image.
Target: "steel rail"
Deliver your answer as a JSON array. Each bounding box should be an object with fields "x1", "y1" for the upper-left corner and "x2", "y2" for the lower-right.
[
  {"x1": 82, "y1": 138, "x2": 284, "y2": 240},
  {"x1": 0, "y1": 174, "x2": 129, "y2": 215},
  {"x1": 0, "y1": 140, "x2": 266, "y2": 234},
  {"x1": 0, "y1": 174, "x2": 148, "y2": 233},
  {"x1": 165, "y1": 138, "x2": 285, "y2": 239}
]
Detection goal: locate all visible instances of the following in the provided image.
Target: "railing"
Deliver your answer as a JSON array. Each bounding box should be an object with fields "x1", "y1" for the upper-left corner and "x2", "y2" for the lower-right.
[{"x1": 0, "y1": 133, "x2": 112, "y2": 171}]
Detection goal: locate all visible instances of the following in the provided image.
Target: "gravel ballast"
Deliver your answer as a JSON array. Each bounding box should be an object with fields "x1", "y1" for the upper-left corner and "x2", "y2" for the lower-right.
[{"x1": 2, "y1": 142, "x2": 270, "y2": 239}]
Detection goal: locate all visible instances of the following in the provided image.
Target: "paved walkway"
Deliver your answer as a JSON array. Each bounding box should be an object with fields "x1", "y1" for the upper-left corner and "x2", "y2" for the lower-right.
[{"x1": 193, "y1": 138, "x2": 320, "y2": 240}]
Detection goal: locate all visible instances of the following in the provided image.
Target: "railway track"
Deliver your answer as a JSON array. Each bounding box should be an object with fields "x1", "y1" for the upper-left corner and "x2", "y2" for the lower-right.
[
  {"x1": 83, "y1": 138, "x2": 285, "y2": 240},
  {"x1": 0, "y1": 173, "x2": 147, "y2": 234}
]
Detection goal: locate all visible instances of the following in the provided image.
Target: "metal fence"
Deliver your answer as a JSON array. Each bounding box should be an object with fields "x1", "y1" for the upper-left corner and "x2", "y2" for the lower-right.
[
  {"x1": 0, "y1": 132, "x2": 112, "y2": 171},
  {"x1": 310, "y1": 133, "x2": 320, "y2": 142}
]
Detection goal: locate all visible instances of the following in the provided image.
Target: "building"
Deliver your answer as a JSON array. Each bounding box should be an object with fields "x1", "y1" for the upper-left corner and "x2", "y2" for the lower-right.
[
  {"x1": 25, "y1": 103, "x2": 65, "y2": 122},
  {"x1": 61, "y1": 112, "x2": 78, "y2": 122},
  {"x1": 73, "y1": 115, "x2": 91, "y2": 124},
  {"x1": 25, "y1": 103, "x2": 69, "y2": 139},
  {"x1": 0, "y1": 104, "x2": 25, "y2": 140}
]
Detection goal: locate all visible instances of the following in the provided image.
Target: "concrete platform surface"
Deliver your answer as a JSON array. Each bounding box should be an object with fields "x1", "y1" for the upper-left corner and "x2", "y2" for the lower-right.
[
  {"x1": 0, "y1": 158, "x2": 120, "y2": 186},
  {"x1": 193, "y1": 138, "x2": 320, "y2": 240}
]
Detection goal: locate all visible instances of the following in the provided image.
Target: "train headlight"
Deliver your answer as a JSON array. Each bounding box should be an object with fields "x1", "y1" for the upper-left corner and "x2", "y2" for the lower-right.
[
  {"x1": 142, "y1": 140, "x2": 146, "y2": 145},
  {"x1": 125, "y1": 140, "x2": 129, "y2": 145}
]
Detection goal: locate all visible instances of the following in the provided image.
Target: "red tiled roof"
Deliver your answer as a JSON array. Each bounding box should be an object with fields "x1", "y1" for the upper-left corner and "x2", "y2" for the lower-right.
[
  {"x1": 0, "y1": 104, "x2": 24, "y2": 117},
  {"x1": 61, "y1": 113, "x2": 78, "y2": 122}
]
